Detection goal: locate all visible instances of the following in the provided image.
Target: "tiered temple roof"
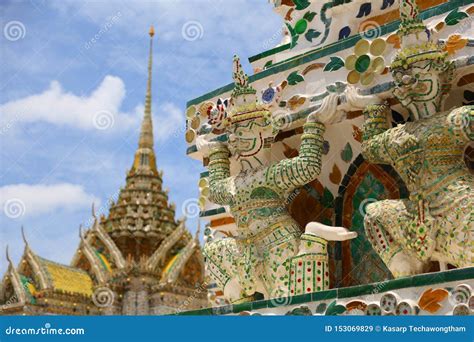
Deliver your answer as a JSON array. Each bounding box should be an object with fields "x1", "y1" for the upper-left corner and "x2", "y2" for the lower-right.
[{"x1": 101, "y1": 27, "x2": 185, "y2": 258}]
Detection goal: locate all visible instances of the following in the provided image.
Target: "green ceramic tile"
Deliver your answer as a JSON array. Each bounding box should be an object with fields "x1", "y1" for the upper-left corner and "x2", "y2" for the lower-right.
[
  {"x1": 232, "y1": 301, "x2": 252, "y2": 313},
  {"x1": 248, "y1": 43, "x2": 291, "y2": 63},
  {"x1": 291, "y1": 293, "x2": 312, "y2": 305},
  {"x1": 379, "y1": 276, "x2": 413, "y2": 292},
  {"x1": 444, "y1": 267, "x2": 474, "y2": 283},
  {"x1": 411, "y1": 272, "x2": 445, "y2": 287},
  {"x1": 337, "y1": 283, "x2": 375, "y2": 299},
  {"x1": 179, "y1": 307, "x2": 213, "y2": 316},
  {"x1": 251, "y1": 300, "x2": 269, "y2": 310},
  {"x1": 311, "y1": 289, "x2": 337, "y2": 302},
  {"x1": 212, "y1": 305, "x2": 233, "y2": 315},
  {"x1": 199, "y1": 207, "x2": 226, "y2": 217},
  {"x1": 176, "y1": 269, "x2": 474, "y2": 316},
  {"x1": 267, "y1": 295, "x2": 294, "y2": 309}
]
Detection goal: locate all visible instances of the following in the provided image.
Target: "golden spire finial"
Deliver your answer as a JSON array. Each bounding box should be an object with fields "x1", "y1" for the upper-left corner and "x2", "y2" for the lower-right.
[
  {"x1": 91, "y1": 202, "x2": 96, "y2": 219},
  {"x1": 195, "y1": 219, "x2": 201, "y2": 241},
  {"x1": 21, "y1": 225, "x2": 29, "y2": 247},
  {"x1": 6, "y1": 245, "x2": 13, "y2": 264},
  {"x1": 149, "y1": 25, "x2": 155, "y2": 38},
  {"x1": 131, "y1": 25, "x2": 158, "y2": 175},
  {"x1": 138, "y1": 25, "x2": 155, "y2": 150}
]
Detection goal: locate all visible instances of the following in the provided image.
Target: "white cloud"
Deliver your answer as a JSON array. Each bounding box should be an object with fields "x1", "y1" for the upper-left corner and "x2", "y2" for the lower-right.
[
  {"x1": 50, "y1": 0, "x2": 280, "y2": 40},
  {"x1": 0, "y1": 75, "x2": 139, "y2": 131},
  {"x1": 0, "y1": 75, "x2": 186, "y2": 143},
  {"x1": 0, "y1": 183, "x2": 100, "y2": 218},
  {"x1": 154, "y1": 102, "x2": 185, "y2": 143}
]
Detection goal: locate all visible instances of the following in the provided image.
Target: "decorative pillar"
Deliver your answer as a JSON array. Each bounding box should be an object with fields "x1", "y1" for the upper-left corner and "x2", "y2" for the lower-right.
[
  {"x1": 136, "y1": 288, "x2": 149, "y2": 315},
  {"x1": 122, "y1": 290, "x2": 136, "y2": 315}
]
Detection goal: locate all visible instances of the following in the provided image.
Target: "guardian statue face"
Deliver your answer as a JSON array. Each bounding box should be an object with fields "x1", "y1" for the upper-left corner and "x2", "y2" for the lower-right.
[
  {"x1": 392, "y1": 60, "x2": 445, "y2": 120},
  {"x1": 226, "y1": 58, "x2": 275, "y2": 169},
  {"x1": 228, "y1": 116, "x2": 273, "y2": 161},
  {"x1": 388, "y1": 0, "x2": 453, "y2": 121}
]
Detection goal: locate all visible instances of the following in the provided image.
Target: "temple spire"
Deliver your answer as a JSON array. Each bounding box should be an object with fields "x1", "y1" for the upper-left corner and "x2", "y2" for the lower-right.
[
  {"x1": 21, "y1": 226, "x2": 29, "y2": 248},
  {"x1": 130, "y1": 26, "x2": 158, "y2": 176},
  {"x1": 138, "y1": 25, "x2": 155, "y2": 150},
  {"x1": 6, "y1": 245, "x2": 13, "y2": 265}
]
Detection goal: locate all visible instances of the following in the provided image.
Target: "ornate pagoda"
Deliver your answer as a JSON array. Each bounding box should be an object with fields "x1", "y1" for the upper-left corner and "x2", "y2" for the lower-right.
[{"x1": 0, "y1": 27, "x2": 208, "y2": 316}]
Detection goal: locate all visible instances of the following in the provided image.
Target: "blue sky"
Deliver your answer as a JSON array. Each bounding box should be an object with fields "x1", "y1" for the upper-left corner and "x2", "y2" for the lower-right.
[{"x1": 0, "y1": 0, "x2": 282, "y2": 273}]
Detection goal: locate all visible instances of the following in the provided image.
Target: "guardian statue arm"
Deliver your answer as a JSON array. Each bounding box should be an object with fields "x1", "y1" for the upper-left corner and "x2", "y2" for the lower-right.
[
  {"x1": 267, "y1": 118, "x2": 326, "y2": 192},
  {"x1": 361, "y1": 103, "x2": 393, "y2": 165},
  {"x1": 207, "y1": 142, "x2": 233, "y2": 206},
  {"x1": 447, "y1": 105, "x2": 474, "y2": 143},
  {"x1": 341, "y1": 86, "x2": 392, "y2": 164}
]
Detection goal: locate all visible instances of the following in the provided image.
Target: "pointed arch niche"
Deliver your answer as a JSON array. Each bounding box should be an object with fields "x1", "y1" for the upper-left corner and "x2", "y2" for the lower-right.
[{"x1": 335, "y1": 154, "x2": 409, "y2": 286}]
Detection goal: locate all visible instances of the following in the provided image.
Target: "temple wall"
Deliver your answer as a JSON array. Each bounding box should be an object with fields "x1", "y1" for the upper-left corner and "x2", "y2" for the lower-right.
[
  {"x1": 178, "y1": 268, "x2": 474, "y2": 316},
  {"x1": 185, "y1": 0, "x2": 474, "y2": 293}
]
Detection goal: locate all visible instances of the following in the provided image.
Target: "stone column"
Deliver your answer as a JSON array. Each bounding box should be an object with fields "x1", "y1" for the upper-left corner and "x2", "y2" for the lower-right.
[
  {"x1": 136, "y1": 289, "x2": 149, "y2": 315},
  {"x1": 122, "y1": 290, "x2": 137, "y2": 315}
]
